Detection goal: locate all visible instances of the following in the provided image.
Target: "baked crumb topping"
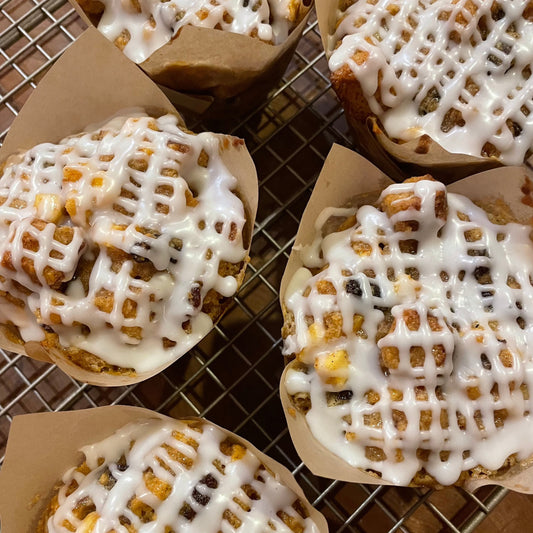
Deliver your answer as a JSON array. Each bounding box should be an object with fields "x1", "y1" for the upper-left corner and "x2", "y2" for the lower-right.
[{"x1": 39, "y1": 419, "x2": 319, "y2": 533}]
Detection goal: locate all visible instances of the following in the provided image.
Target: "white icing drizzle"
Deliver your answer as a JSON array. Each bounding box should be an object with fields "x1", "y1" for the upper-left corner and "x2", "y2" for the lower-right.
[
  {"x1": 0, "y1": 114, "x2": 247, "y2": 373},
  {"x1": 283, "y1": 178, "x2": 533, "y2": 485},
  {"x1": 329, "y1": 0, "x2": 533, "y2": 165},
  {"x1": 46, "y1": 419, "x2": 319, "y2": 533},
  {"x1": 93, "y1": 0, "x2": 299, "y2": 63}
]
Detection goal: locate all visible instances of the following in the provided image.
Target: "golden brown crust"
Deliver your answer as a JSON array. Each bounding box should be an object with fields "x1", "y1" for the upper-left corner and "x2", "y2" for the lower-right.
[
  {"x1": 328, "y1": 21, "x2": 512, "y2": 176},
  {"x1": 36, "y1": 487, "x2": 61, "y2": 533},
  {"x1": 0, "y1": 124, "x2": 250, "y2": 379},
  {"x1": 40, "y1": 331, "x2": 135, "y2": 376},
  {"x1": 11, "y1": 251, "x2": 247, "y2": 376}
]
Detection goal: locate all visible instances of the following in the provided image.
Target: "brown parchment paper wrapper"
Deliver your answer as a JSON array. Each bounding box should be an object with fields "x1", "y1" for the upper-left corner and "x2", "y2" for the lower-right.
[
  {"x1": 70, "y1": 0, "x2": 311, "y2": 120},
  {"x1": 0, "y1": 27, "x2": 259, "y2": 387},
  {"x1": 315, "y1": 0, "x2": 504, "y2": 183},
  {"x1": 279, "y1": 143, "x2": 533, "y2": 491},
  {"x1": 0, "y1": 406, "x2": 329, "y2": 533}
]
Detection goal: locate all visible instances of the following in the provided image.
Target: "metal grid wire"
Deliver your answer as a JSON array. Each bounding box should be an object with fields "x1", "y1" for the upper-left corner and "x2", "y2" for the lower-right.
[{"x1": 0, "y1": 2, "x2": 514, "y2": 531}]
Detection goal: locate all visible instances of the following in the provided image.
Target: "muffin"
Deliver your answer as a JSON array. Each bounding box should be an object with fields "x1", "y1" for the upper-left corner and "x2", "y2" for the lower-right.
[
  {"x1": 78, "y1": 0, "x2": 307, "y2": 63},
  {"x1": 73, "y1": 0, "x2": 310, "y2": 106},
  {"x1": 0, "y1": 113, "x2": 251, "y2": 383},
  {"x1": 282, "y1": 175, "x2": 533, "y2": 487},
  {"x1": 327, "y1": 0, "x2": 533, "y2": 169},
  {"x1": 37, "y1": 417, "x2": 322, "y2": 532}
]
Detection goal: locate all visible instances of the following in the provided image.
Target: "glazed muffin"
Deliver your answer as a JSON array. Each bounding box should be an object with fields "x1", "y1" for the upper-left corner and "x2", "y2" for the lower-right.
[
  {"x1": 328, "y1": 0, "x2": 533, "y2": 166},
  {"x1": 282, "y1": 175, "x2": 533, "y2": 486},
  {"x1": 37, "y1": 417, "x2": 321, "y2": 532},
  {"x1": 77, "y1": 0, "x2": 308, "y2": 63},
  {"x1": 0, "y1": 113, "x2": 251, "y2": 382}
]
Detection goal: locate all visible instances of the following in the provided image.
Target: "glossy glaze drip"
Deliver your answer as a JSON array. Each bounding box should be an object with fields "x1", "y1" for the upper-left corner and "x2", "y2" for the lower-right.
[
  {"x1": 283, "y1": 178, "x2": 533, "y2": 485},
  {"x1": 95, "y1": 0, "x2": 299, "y2": 63},
  {"x1": 46, "y1": 419, "x2": 319, "y2": 533},
  {"x1": 329, "y1": 0, "x2": 533, "y2": 165},
  {"x1": 0, "y1": 114, "x2": 247, "y2": 372}
]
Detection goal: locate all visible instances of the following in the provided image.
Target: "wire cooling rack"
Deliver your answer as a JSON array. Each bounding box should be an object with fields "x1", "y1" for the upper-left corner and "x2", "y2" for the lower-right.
[{"x1": 0, "y1": 2, "x2": 516, "y2": 531}]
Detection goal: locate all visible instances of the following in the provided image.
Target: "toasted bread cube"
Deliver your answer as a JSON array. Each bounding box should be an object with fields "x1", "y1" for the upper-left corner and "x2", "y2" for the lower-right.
[{"x1": 34, "y1": 194, "x2": 63, "y2": 223}]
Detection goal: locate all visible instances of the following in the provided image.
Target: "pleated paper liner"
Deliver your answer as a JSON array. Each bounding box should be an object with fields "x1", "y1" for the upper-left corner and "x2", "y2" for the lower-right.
[
  {"x1": 0, "y1": 406, "x2": 329, "y2": 533},
  {"x1": 279, "y1": 143, "x2": 533, "y2": 491},
  {"x1": 0, "y1": 28, "x2": 258, "y2": 386},
  {"x1": 315, "y1": 0, "x2": 505, "y2": 183},
  {"x1": 70, "y1": 0, "x2": 312, "y2": 121}
]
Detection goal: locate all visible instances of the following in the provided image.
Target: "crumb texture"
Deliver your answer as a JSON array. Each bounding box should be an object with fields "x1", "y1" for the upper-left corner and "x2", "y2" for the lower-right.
[{"x1": 38, "y1": 419, "x2": 319, "y2": 533}]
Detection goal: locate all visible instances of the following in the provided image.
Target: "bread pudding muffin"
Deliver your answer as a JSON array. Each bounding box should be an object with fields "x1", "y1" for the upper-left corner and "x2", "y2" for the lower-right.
[
  {"x1": 282, "y1": 174, "x2": 533, "y2": 486},
  {"x1": 0, "y1": 113, "x2": 252, "y2": 383},
  {"x1": 37, "y1": 417, "x2": 322, "y2": 532},
  {"x1": 328, "y1": 0, "x2": 533, "y2": 167}
]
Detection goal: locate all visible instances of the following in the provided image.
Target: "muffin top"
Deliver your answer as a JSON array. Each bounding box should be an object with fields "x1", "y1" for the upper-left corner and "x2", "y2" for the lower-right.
[
  {"x1": 329, "y1": 0, "x2": 533, "y2": 165},
  {"x1": 39, "y1": 418, "x2": 321, "y2": 533},
  {"x1": 282, "y1": 176, "x2": 533, "y2": 486},
  {"x1": 0, "y1": 113, "x2": 247, "y2": 374},
  {"x1": 83, "y1": 0, "x2": 304, "y2": 63}
]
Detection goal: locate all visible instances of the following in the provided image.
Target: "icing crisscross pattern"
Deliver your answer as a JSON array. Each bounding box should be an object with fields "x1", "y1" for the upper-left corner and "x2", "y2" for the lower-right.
[
  {"x1": 329, "y1": 0, "x2": 533, "y2": 164},
  {"x1": 2, "y1": 218, "x2": 85, "y2": 290},
  {"x1": 44, "y1": 419, "x2": 319, "y2": 533},
  {"x1": 0, "y1": 114, "x2": 247, "y2": 373},
  {"x1": 283, "y1": 177, "x2": 533, "y2": 485},
  {"x1": 89, "y1": 0, "x2": 301, "y2": 63}
]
